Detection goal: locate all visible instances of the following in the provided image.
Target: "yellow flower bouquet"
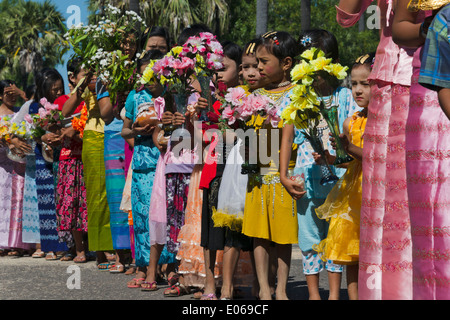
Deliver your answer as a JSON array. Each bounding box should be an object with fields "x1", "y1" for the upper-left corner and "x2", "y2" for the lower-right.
[{"x1": 281, "y1": 47, "x2": 352, "y2": 184}]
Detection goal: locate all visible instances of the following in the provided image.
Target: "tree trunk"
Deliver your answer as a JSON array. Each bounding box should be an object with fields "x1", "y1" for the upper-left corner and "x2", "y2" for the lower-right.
[
  {"x1": 301, "y1": 0, "x2": 311, "y2": 32},
  {"x1": 256, "y1": 0, "x2": 268, "y2": 36}
]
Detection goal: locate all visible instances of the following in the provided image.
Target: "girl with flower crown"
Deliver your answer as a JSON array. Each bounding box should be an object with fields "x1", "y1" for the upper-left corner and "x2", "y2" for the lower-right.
[{"x1": 280, "y1": 29, "x2": 361, "y2": 300}]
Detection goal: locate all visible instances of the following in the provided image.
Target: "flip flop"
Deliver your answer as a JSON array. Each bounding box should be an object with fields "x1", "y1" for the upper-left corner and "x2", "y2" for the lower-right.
[
  {"x1": 109, "y1": 264, "x2": 125, "y2": 273},
  {"x1": 97, "y1": 262, "x2": 113, "y2": 270},
  {"x1": 32, "y1": 251, "x2": 45, "y2": 258},
  {"x1": 45, "y1": 252, "x2": 59, "y2": 260},
  {"x1": 127, "y1": 277, "x2": 145, "y2": 288},
  {"x1": 141, "y1": 281, "x2": 158, "y2": 291}
]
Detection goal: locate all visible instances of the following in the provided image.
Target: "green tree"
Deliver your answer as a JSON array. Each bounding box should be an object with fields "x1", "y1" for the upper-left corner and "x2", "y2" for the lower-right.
[
  {"x1": 88, "y1": 0, "x2": 229, "y2": 44},
  {"x1": 0, "y1": 0, "x2": 67, "y2": 89}
]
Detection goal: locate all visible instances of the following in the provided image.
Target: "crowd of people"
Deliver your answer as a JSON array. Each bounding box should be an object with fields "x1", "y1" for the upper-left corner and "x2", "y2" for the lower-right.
[{"x1": 0, "y1": 0, "x2": 449, "y2": 300}]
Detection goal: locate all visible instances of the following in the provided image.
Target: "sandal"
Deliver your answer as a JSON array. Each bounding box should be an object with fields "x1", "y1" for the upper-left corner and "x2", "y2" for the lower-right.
[
  {"x1": 200, "y1": 293, "x2": 218, "y2": 300},
  {"x1": 60, "y1": 253, "x2": 74, "y2": 261},
  {"x1": 109, "y1": 264, "x2": 125, "y2": 273},
  {"x1": 74, "y1": 255, "x2": 87, "y2": 263},
  {"x1": 167, "y1": 274, "x2": 179, "y2": 286},
  {"x1": 125, "y1": 264, "x2": 136, "y2": 275},
  {"x1": 32, "y1": 251, "x2": 45, "y2": 258},
  {"x1": 127, "y1": 277, "x2": 145, "y2": 288},
  {"x1": 97, "y1": 262, "x2": 113, "y2": 270},
  {"x1": 141, "y1": 281, "x2": 158, "y2": 291},
  {"x1": 45, "y1": 252, "x2": 59, "y2": 260},
  {"x1": 164, "y1": 283, "x2": 190, "y2": 297}
]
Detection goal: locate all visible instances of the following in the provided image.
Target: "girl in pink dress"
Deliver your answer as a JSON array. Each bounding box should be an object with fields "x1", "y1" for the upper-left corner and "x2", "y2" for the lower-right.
[
  {"x1": 337, "y1": 0, "x2": 416, "y2": 300},
  {"x1": 392, "y1": 0, "x2": 450, "y2": 300}
]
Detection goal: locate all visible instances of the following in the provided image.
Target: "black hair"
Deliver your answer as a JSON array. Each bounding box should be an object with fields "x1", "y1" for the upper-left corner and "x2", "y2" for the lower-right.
[
  {"x1": 138, "y1": 26, "x2": 171, "y2": 53},
  {"x1": 176, "y1": 23, "x2": 212, "y2": 46},
  {"x1": 0, "y1": 80, "x2": 15, "y2": 96},
  {"x1": 34, "y1": 68, "x2": 64, "y2": 103},
  {"x1": 256, "y1": 31, "x2": 300, "y2": 65},
  {"x1": 298, "y1": 29, "x2": 339, "y2": 62},
  {"x1": 243, "y1": 38, "x2": 261, "y2": 56},
  {"x1": 25, "y1": 85, "x2": 36, "y2": 101},
  {"x1": 66, "y1": 55, "x2": 83, "y2": 87},
  {"x1": 353, "y1": 52, "x2": 376, "y2": 71},
  {"x1": 221, "y1": 41, "x2": 243, "y2": 69},
  {"x1": 137, "y1": 49, "x2": 165, "y2": 71}
]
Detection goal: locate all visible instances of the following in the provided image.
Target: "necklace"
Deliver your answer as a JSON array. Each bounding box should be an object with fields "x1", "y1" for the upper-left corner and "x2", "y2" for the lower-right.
[{"x1": 277, "y1": 81, "x2": 291, "y2": 88}]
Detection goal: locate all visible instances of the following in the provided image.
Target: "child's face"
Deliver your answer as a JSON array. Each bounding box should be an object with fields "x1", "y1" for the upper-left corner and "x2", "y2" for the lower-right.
[
  {"x1": 217, "y1": 56, "x2": 240, "y2": 88},
  {"x1": 255, "y1": 45, "x2": 285, "y2": 88},
  {"x1": 351, "y1": 65, "x2": 371, "y2": 108},
  {"x1": 241, "y1": 54, "x2": 262, "y2": 90}
]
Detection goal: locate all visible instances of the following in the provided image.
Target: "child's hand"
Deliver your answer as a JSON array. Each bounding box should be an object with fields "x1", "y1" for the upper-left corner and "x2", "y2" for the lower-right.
[
  {"x1": 195, "y1": 97, "x2": 209, "y2": 112},
  {"x1": 9, "y1": 137, "x2": 32, "y2": 155},
  {"x1": 330, "y1": 132, "x2": 350, "y2": 152},
  {"x1": 312, "y1": 150, "x2": 336, "y2": 165},
  {"x1": 281, "y1": 177, "x2": 306, "y2": 201},
  {"x1": 172, "y1": 112, "x2": 186, "y2": 126},
  {"x1": 161, "y1": 111, "x2": 174, "y2": 125},
  {"x1": 132, "y1": 122, "x2": 154, "y2": 136}
]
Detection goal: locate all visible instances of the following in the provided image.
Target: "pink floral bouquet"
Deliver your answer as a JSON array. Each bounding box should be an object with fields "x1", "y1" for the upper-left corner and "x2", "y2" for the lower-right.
[
  {"x1": 220, "y1": 87, "x2": 280, "y2": 129},
  {"x1": 25, "y1": 98, "x2": 64, "y2": 136},
  {"x1": 181, "y1": 32, "x2": 224, "y2": 77},
  {"x1": 151, "y1": 46, "x2": 196, "y2": 95}
]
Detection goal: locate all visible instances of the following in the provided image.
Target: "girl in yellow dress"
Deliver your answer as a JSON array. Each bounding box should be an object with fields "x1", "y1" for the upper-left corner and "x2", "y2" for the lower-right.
[
  {"x1": 241, "y1": 31, "x2": 301, "y2": 300},
  {"x1": 313, "y1": 53, "x2": 374, "y2": 300}
]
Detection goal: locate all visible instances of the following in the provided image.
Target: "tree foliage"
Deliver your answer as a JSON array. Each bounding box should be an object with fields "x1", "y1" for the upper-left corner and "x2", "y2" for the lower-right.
[{"x1": 0, "y1": 0, "x2": 67, "y2": 88}]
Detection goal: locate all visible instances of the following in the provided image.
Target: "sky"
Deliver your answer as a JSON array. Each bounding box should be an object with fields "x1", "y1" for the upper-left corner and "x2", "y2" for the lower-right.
[{"x1": 39, "y1": 0, "x2": 90, "y2": 93}]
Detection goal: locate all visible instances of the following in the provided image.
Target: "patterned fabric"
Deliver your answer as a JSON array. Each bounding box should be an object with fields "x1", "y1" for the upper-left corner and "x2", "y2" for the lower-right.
[
  {"x1": 55, "y1": 158, "x2": 87, "y2": 248},
  {"x1": 131, "y1": 168, "x2": 155, "y2": 267},
  {"x1": 165, "y1": 172, "x2": 190, "y2": 253},
  {"x1": 301, "y1": 250, "x2": 343, "y2": 275},
  {"x1": 358, "y1": 81, "x2": 413, "y2": 300},
  {"x1": 0, "y1": 145, "x2": 14, "y2": 247},
  {"x1": 104, "y1": 126, "x2": 130, "y2": 250},
  {"x1": 406, "y1": 47, "x2": 450, "y2": 300},
  {"x1": 177, "y1": 165, "x2": 223, "y2": 288},
  {"x1": 35, "y1": 145, "x2": 67, "y2": 253},
  {"x1": 82, "y1": 130, "x2": 113, "y2": 251},
  {"x1": 124, "y1": 89, "x2": 160, "y2": 171},
  {"x1": 419, "y1": 4, "x2": 450, "y2": 90},
  {"x1": 22, "y1": 155, "x2": 40, "y2": 244},
  {"x1": 8, "y1": 161, "x2": 31, "y2": 250}
]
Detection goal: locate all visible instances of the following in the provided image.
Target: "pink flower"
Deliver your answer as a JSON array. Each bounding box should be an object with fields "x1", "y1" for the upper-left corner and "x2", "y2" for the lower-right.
[
  {"x1": 38, "y1": 107, "x2": 49, "y2": 119},
  {"x1": 222, "y1": 106, "x2": 236, "y2": 125},
  {"x1": 206, "y1": 52, "x2": 223, "y2": 70},
  {"x1": 199, "y1": 32, "x2": 215, "y2": 41},
  {"x1": 236, "y1": 101, "x2": 254, "y2": 119},
  {"x1": 152, "y1": 56, "x2": 173, "y2": 77},
  {"x1": 24, "y1": 114, "x2": 33, "y2": 124},
  {"x1": 224, "y1": 87, "x2": 246, "y2": 107},
  {"x1": 173, "y1": 57, "x2": 195, "y2": 76}
]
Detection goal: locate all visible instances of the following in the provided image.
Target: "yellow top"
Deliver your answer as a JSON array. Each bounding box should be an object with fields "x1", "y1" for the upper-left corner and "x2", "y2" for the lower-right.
[{"x1": 81, "y1": 88, "x2": 105, "y2": 133}]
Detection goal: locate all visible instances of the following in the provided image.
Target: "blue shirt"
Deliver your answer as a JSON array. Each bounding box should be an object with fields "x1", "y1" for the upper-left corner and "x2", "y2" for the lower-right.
[{"x1": 124, "y1": 89, "x2": 160, "y2": 171}]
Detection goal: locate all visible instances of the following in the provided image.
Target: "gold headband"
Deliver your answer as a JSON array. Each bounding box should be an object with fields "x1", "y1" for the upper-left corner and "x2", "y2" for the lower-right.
[{"x1": 356, "y1": 54, "x2": 370, "y2": 64}]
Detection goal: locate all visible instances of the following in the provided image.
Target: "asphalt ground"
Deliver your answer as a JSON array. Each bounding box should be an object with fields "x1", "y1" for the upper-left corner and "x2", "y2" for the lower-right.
[{"x1": 0, "y1": 246, "x2": 349, "y2": 302}]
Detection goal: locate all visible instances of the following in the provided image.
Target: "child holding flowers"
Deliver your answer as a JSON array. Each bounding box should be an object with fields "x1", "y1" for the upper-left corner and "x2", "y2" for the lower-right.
[
  {"x1": 53, "y1": 56, "x2": 88, "y2": 263},
  {"x1": 313, "y1": 53, "x2": 374, "y2": 300},
  {"x1": 279, "y1": 29, "x2": 361, "y2": 300},
  {"x1": 240, "y1": 31, "x2": 300, "y2": 300}
]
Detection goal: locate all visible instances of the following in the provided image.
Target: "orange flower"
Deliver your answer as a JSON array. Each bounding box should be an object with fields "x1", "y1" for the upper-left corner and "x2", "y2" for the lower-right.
[{"x1": 71, "y1": 102, "x2": 88, "y2": 138}]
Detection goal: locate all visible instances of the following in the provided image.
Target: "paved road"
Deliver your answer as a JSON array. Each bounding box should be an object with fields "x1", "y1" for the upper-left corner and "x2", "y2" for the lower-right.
[{"x1": 0, "y1": 247, "x2": 348, "y2": 301}]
